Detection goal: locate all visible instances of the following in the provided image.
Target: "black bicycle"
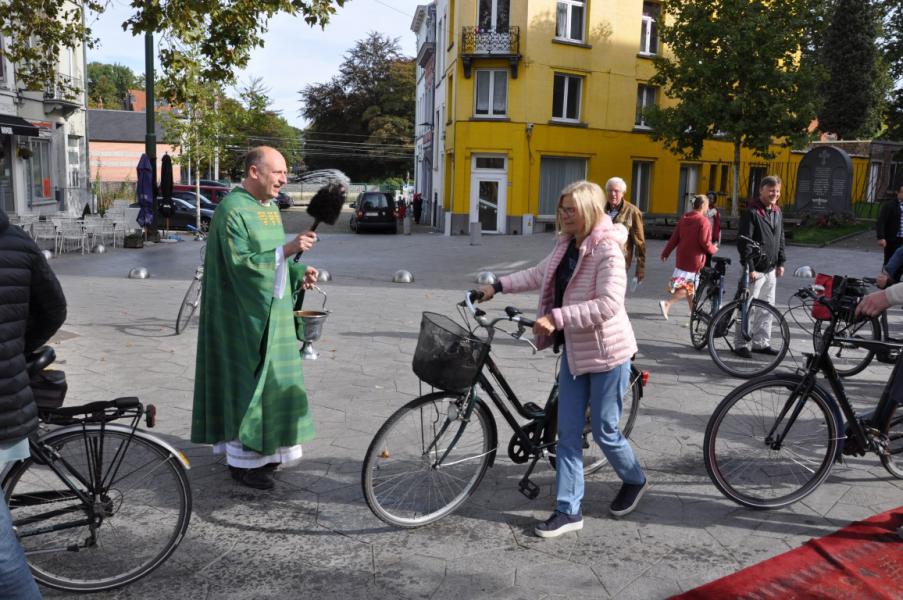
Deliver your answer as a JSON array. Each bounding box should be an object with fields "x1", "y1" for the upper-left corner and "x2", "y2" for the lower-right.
[
  {"x1": 689, "y1": 256, "x2": 731, "y2": 349},
  {"x1": 706, "y1": 236, "x2": 791, "y2": 378},
  {"x1": 2, "y1": 347, "x2": 192, "y2": 592},
  {"x1": 361, "y1": 291, "x2": 646, "y2": 527},
  {"x1": 704, "y1": 277, "x2": 903, "y2": 509}
]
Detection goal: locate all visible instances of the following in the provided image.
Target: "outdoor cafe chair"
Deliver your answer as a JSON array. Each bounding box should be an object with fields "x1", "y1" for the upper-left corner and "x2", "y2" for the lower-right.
[
  {"x1": 58, "y1": 222, "x2": 87, "y2": 254},
  {"x1": 32, "y1": 222, "x2": 59, "y2": 253}
]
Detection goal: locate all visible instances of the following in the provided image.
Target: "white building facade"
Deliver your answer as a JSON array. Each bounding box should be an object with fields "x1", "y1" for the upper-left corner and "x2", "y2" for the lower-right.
[
  {"x1": 0, "y1": 36, "x2": 89, "y2": 216},
  {"x1": 412, "y1": 4, "x2": 437, "y2": 226}
]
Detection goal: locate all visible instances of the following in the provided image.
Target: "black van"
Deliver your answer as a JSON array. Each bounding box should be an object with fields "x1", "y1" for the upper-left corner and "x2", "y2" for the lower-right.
[{"x1": 350, "y1": 192, "x2": 397, "y2": 234}]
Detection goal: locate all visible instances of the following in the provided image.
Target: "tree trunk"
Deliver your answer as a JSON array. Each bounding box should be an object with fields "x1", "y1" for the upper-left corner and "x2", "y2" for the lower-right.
[{"x1": 732, "y1": 141, "x2": 741, "y2": 217}]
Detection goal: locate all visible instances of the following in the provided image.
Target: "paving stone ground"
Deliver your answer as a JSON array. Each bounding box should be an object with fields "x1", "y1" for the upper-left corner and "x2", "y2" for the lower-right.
[{"x1": 32, "y1": 217, "x2": 902, "y2": 600}]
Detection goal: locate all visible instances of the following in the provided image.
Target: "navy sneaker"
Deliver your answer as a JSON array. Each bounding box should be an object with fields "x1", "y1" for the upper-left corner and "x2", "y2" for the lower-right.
[
  {"x1": 534, "y1": 511, "x2": 583, "y2": 538},
  {"x1": 609, "y1": 479, "x2": 649, "y2": 517}
]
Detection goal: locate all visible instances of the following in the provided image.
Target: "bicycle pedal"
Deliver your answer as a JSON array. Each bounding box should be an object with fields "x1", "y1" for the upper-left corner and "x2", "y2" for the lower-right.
[{"x1": 518, "y1": 478, "x2": 541, "y2": 500}]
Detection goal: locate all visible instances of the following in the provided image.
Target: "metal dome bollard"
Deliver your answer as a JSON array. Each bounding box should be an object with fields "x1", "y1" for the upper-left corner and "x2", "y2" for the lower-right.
[
  {"x1": 317, "y1": 269, "x2": 332, "y2": 282},
  {"x1": 476, "y1": 271, "x2": 497, "y2": 285},
  {"x1": 128, "y1": 267, "x2": 149, "y2": 279},
  {"x1": 94, "y1": 244, "x2": 106, "y2": 254},
  {"x1": 41, "y1": 250, "x2": 53, "y2": 260},
  {"x1": 392, "y1": 270, "x2": 414, "y2": 283}
]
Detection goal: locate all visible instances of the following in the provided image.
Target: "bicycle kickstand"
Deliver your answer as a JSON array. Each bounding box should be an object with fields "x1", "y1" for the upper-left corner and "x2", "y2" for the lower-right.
[{"x1": 518, "y1": 454, "x2": 542, "y2": 500}]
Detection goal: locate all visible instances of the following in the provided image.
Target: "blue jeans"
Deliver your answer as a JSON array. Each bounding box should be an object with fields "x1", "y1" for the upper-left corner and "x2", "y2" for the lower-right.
[
  {"x1": 556, "y1": 353, "x2": 646, "y2": 515},
  {"x1": 0, "y1": 495, "x2": 41, "y2": 599}
]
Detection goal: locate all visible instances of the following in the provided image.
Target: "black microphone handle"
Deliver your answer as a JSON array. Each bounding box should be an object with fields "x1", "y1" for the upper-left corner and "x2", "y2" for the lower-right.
[{"x1": 293, "y1": 220, "x2": 321, "y2": 263}]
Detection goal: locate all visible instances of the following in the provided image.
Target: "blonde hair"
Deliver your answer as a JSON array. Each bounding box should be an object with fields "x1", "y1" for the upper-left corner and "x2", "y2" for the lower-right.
[{"x1": 557, "y1": 180, "x2": 605, "y2": 238}]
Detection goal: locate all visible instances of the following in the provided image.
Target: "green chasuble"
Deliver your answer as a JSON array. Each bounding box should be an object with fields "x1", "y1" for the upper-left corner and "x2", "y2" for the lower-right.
[{"x1": 191, "y1": 187, "x2": 315, "y2": 455}]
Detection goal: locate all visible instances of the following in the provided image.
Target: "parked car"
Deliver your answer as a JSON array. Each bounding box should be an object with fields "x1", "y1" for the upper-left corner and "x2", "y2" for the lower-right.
[
  {"x1": 350, "y1": 192, "x2": 397, "y2": 234},
  {"x1": 133, "y1": 196, "x2": 216, "y2": 232},
  {"x1": 195, "y1": 179, "x2": 229, "y2": 188},
  {"x1": 171, "y1": 190, "x2": 217, "y2": 211},
  {"x1": 173, "y1": 183, "x2": 231, "y2": 204},
  {"x1": 275, "y1": 191, "x2": 293, "y2": 210}
]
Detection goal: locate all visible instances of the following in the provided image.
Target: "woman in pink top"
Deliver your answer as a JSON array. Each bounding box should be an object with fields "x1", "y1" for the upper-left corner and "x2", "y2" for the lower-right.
[
  {"x1": 478, "y1": 180, "x2": 647, "y2": 539},
  {"x1": 659, "y1": 194, "x2": 719, "y2": 320}
]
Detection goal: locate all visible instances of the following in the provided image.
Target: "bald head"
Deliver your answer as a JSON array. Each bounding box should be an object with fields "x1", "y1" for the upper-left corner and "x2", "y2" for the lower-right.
[{"x1": 242, "y1": 146, "x2": 287, "y2": 202}]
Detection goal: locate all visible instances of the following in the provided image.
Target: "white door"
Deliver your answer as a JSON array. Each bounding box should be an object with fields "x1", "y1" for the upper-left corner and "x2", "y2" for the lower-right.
[{"x1": 470, "y1": 173, "x2": 506, "y2": 233}]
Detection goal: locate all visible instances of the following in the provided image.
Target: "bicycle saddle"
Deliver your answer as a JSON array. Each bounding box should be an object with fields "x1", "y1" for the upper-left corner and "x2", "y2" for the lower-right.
[{"x1": 711, "y1": 256, "x2": 732, "y2": 265}]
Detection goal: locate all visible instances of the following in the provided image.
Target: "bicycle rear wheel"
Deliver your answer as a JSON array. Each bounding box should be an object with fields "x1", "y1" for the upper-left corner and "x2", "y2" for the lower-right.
[
  {"x1": 175, "y1": 276, "x2": 201, "y2": 334},
  {"x1": 546, "y1": 364, "x2": 642, "y2": 475},
  {"x1": 704, "y1": 376, "x2": 839, "y2": 509},
  {"x1": 707, "y1": 299, "x2": 790, "y2": 378},
  {"x1": 361, "y1": 393, "x2": 494, "y2": 527},
  {"x1": 812, "y1": 317, "x2": 881, "y2": 377},
  {"x1": 690, "y1": 284, "x2": 718, "y2": 350},
  {"x1": 3, "y1": 429, "x2": 192, "y2": 592},
  {"x1": 880, "y1": 405, "x2": 903, "y2": 479}
]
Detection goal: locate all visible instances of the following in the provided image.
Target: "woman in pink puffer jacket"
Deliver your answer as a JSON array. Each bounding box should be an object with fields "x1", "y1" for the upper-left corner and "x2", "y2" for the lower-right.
[{"x1": 479, "y1": 180, "x2": 648, "y2": 538}]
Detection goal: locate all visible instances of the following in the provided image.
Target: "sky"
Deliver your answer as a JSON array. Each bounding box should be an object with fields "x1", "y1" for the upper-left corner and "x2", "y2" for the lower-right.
[{"x1": 85, "y1": 0, "x2": 426, "y2": 128}]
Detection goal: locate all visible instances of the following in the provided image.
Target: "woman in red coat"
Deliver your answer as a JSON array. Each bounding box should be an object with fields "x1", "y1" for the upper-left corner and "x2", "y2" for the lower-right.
[{"x1": 659, "y1": 194, "x2": 719, "y2": 319}]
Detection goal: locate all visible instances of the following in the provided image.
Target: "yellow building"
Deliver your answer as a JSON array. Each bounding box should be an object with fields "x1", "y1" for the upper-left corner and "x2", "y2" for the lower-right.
[{"x1": 432, "y1": 0, "x2": 893, "y2": 235}]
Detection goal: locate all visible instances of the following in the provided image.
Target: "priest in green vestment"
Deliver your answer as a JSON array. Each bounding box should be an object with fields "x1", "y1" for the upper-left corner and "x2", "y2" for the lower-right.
[{"x1": 192, "y1": 146, "x2": 319, "y2": 490}]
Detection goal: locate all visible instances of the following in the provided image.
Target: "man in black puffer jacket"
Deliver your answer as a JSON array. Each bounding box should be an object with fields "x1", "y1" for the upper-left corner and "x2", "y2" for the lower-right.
[{"x1": 0, "y1": 208, "x2": 66, "y2": 599}]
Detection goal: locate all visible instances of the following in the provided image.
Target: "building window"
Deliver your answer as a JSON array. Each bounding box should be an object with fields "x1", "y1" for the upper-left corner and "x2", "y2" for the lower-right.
[
  {"x1": 632, "y1": 160, "x2": 653, "y2": 212},
  {"x1": 0, "y1": 36, "x2": 5, "y2": 82},
  {"x1": 640, "y1": 2, "x2": 659, "y2": 55},
  {"x1": 478, "y1": 0, "x2": 509, "y2": 32},
  {"x1": 475, "y1": 156, "x2": 505, "y2": 170},
  {"x1": 720, "y1": 165, "x2": 729, "y2": 193},
  {"x1": 556, "y1": 0, "x2": 585, "y2": 42},
  {"x1": 67, "y1": 136, "x2": 83, "y2": 189},
  {"x1": 635, "y1": 84, "x2": 656, "y2": 128},
  {"x1": 474, "y1": 70, "x2": 507, "y2": 117},
  {"x1": 539, "y1": 157, "x2": 587, "y2": 217},
  {"x1": 888, "y1": 162, "x2": 902, "y2": 191},
  {"x1": 446, "y1": 75, "x2": 453, "y2": 123},
  {"x1": 552, "y1": 73, "x2": 582, "y2": 122},
  {"x1": 27, "y1": 138, "x2": 52, "y2": 203}
]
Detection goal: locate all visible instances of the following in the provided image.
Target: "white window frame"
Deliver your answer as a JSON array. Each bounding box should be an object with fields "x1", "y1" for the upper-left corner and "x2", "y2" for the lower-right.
[
  {"x1": 640, "y1": 2, "x2": 660, "y2": 56},
  {"x1": 473, "y1": 69, "x2": 507, "y2": 118},
  {"x1": 631, "y1": 160, "x2": 653, "y2": 212},
  {"x1": 478, "y1": 0, "x2": 510, "y2": 32},
  {"x1": 552, "y1": 73, "x2": 582, "y2": 122},
  {"x1": 635, "y1": 84, "x2": 656, "y2": 128},
  {"x1": 555, "y1": 0, "x2": 586, "y2": 43}
]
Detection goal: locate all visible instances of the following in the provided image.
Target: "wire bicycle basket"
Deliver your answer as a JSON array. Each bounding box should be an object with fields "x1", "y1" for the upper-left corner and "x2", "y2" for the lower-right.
[{"x1": 412, "y1": 312, "x2": 490, "y2": 393}]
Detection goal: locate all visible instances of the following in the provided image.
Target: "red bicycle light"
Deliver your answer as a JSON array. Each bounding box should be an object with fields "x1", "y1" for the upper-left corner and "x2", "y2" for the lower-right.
[
  {"x1": 641, "y1": 371, "x2": 649, "y2": 386},
  {"x1": 356, "y1": 211, "x2": 364, "y2": 219},
  {"x1": 145, "y1": 404, "x2": 157, "y2": 428}
]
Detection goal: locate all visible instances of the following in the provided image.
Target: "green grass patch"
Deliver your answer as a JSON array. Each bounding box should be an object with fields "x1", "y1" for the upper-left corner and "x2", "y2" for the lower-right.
[{"x1": 789, "y1": 223, "x2": 870, "y2": 245}]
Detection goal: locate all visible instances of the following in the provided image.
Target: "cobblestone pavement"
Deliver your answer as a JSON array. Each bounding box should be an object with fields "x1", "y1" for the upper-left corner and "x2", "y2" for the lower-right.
[{"x1": 32, "y1": 224, "x2": 902, "y2": 599}]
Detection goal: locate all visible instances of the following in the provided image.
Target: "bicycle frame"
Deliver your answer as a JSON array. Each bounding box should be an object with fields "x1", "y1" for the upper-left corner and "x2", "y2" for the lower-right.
[{"x1": 767, "y1": 307, "x2": 902, "y2": 457}]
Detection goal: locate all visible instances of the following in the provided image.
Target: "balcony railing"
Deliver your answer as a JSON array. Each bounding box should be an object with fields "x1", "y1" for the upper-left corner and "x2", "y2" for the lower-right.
[
  {"x1": 42, "y1": 73, "x2": 83, "y2": 116},
  {"x1": 460, "y1": 26, "x2": 521, "y2": 79}
]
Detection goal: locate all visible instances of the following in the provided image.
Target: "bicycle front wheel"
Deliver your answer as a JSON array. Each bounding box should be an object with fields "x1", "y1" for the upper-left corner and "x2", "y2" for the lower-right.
[
  {"x1": 812, "y1": 316, "x2": 881, "y2": 377},
  {"x1": 707, "y1": 299, "x2": 790, "y2": 378},
  {"x1": 704, "y1": 376, "x2": 840, "y2": 509},
  {"x1": 690, "y1": 284, "x2": 718, "y2": 350},
  {"x1": 175, "y1": 276, "x2": 202, "y2": 334},
  {"x1": 3, "y1": 429, "x2": 192, "y2": 592},
  {"x1": 546, "y1": 364, "x2": 642, "y2": 475},
  {"x1": 361, "y1": 393, "x2": 495, "y2": 527}
]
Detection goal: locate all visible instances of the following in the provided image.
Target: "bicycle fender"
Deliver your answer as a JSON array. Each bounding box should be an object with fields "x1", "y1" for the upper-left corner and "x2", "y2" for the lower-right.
[
  {"x1": 42, "y1": 423, "x2": 192, "y2": 469},
  {"x1": 475, "y1": 398, "x2": 499, "y2": 468}
]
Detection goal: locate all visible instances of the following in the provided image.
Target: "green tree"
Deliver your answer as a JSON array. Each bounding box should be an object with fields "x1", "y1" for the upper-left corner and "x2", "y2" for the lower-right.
[
  {"x1": 87, "y1": 62, "x2": 140, "y2": 109},
  {"x1": 0, "y1": 0, "x2": 345, "y2": 96},
  {"x1": 218, "y1": 78, "x2": 304, "y2": 180},
  {"x1": 299, "y1": 32, "x2": 415, "y2": 181},
  {"x1": 818, "y1": 0, "x2": 887, "y2": 139},
  {"x1": 879, "y1": 0, "x2": 903, "y2": 140},
  {"x1": 644, "y1": 0, "x2": 824, "y2": 215}
]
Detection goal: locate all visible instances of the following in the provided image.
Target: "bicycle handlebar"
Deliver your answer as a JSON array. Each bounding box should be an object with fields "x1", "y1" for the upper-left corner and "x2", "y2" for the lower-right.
[{"x1": 461, "y1": 290, "x2": 536, "y2": 331}]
